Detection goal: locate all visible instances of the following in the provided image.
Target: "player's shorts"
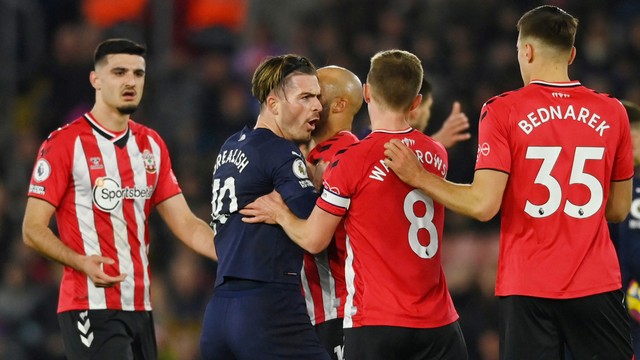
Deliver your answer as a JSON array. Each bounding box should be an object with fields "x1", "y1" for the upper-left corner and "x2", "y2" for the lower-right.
[
  {"x1": 316, "y1": 317, "x2": 345, "y2": 360},
  {"x1": 200, "y1": 279, "x2": 331, "y2": 360},
  {"x1": 343, "y1": 321, "x2": 468, "y2": 360},
  {"x1": 58, "y1": 310, "x2": 157, "y2": 360},
  {"x1": 499, "y1": 290, "x2": 633, "y2": 360}
]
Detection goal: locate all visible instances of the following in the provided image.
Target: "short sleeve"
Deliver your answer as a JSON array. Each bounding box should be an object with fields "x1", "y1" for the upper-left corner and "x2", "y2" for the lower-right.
[
  {"x1": 475, "y1": 102, "x2": 512, "y2": 173},
  {"x1": 27, "y1": 135, "x2": 71, "y2": 207}
]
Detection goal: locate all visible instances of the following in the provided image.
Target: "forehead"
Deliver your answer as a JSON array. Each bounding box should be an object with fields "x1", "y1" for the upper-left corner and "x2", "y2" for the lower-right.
[
  {"x1": 98, "y1": 53, "x2": 146, "y2": 70},
  {"x1": 284, "y1": 74, "x2": 320, "y2": 95}
]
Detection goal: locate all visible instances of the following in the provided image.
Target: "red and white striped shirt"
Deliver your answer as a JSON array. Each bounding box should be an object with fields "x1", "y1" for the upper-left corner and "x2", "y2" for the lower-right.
[
  {"x1": 28, "y1": 113, "x2": 181, "y2": 312},
  {"x1": 303, "y1": 131, "x2": 358, "y2": 325}
]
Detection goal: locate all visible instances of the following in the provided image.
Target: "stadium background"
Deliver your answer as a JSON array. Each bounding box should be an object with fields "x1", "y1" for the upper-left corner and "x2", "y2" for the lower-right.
[{"x1": 1, "y1": 0, "x2": 639, "y2": 359}]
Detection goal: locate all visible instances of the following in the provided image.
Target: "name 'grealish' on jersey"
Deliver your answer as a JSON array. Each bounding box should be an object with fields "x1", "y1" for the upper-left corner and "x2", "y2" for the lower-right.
[
  {"x1": 27, "y1": 113, "x2": 182, "y2": 313},
  {"x1": 211, "y1": 127, "x2": 318, "y2": 287},
  {"x1": 316, "y1": 128, "x2": 458, "y2": 329},
  {"x1": 476, "y1": 80, "x2": 634, "y2": 299}
]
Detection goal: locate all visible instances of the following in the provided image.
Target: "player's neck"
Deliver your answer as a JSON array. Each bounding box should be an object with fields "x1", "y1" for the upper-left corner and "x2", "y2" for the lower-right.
[
  {"x1": 369, "y1": 105, "x2": 410, "y2": 131},
  {"x1": 89, "y1": 104, "x2": 130, "y2": 132},
  {"x1": 311, "y1": 118, "x2": 350, "y2": 147},
  {"x1": 527, "y1": 63, "x2": 571, "y2": 84}
]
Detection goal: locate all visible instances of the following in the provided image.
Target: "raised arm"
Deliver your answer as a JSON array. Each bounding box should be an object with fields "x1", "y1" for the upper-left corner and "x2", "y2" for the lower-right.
[
  {"x1": 155, "y1": 194, "x2": 217, "y2": 261},
  {"x1": 431, "y1": 101, "x2": 471, "y2": 148},
  {"x1": 240, "y1": 191, "x2": 341, "y2": 254},
  {"x1": 22, "y1": 197, "x2": 127, "y2": 287},
  {"x1": 383, "y1": 138, "x2": 507, "y2": 221}
]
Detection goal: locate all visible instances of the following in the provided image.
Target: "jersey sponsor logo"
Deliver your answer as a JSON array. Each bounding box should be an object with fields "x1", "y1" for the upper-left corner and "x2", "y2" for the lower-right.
[
  {"x1": 29, "y1": 184, "x2": 46, "y2": 195},
  {"x1": 141, "y1": 149, "x2": 157, "y2": 174},
  {"x1": 292, "y1": 158, "x2": 308, "y2": 179},
  {"x1": 92, "y1": 177, "x2": 153, "y2": 212},
  {"x1": 33, "y1": 159, "x2": 51, "y2": 182}
]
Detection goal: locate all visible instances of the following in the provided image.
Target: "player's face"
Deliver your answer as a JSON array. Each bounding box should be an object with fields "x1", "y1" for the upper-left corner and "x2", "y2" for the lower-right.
[
  {"x1": 407, "y1": 94, "x2": 433, "y2": 132},
  {"x1": 277, "y1": 74, "x2": 322, "y2": 143},
  {"x1": 93, "y1": 54, "x2": 146, "y2": 115}
]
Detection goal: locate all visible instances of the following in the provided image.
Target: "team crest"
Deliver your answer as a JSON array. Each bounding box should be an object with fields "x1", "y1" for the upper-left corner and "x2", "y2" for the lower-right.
[
  {"x1": 292, "y1": 158, "x2": 308, "y2": 179},
  {"x1": 141, "y1": 150, "x2": 157, "y2": 174},
  {"x1": 33, "y1": 159, "x2": 51, "y2": 182}
]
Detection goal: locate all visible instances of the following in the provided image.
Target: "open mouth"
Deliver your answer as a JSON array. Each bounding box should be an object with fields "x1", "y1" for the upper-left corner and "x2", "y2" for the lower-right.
[
  {"x1": 308, "y1": 119, "x2": 318, "y2": 130},
  {"x1": 122, "y1": 90, "x2": 136, "y2": 100}
]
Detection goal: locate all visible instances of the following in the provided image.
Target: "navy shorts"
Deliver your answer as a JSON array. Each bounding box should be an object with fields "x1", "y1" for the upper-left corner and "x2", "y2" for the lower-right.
[
  {"x1": 316, "y1": 317, "x2": 345, "y2": 360},
  {"x1": 499, "y1": 291, "x2": 633, "y2": 360},
  {"x1": 200, "y1": 280, "x2": 331, "y2": 360},
  {"x1": 58, "y1": 310, "x2": 156, "y2": 360}
]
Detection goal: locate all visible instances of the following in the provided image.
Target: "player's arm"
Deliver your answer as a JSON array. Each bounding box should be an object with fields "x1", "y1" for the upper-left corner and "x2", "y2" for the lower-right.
[
  {"x1": 22, "y1": 197, "x2": 126, "y2": 287},
  {"x1": 240, "y1": 191, "x2": 341, "y2": 254},
  {"x1": 155, "y1": 194, "x2": 217, "y2": 261},
  {"x1": 383, "y1": 139, "x2": 507, "y2": 221},
  {"x1": 606, "y1": 179, "x2": 632, "y2": 222}
]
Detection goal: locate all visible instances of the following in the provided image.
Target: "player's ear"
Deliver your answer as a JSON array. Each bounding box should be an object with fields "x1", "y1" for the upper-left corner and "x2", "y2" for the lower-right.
[
  {"x1": 408, "y1": 94, "x2": 422, "y2": 112},
  {"x1": 363, "y1": 84, "x2": 371, "y2": 104},
  {"x1": 568, "y1": 46, "x2": 576, "y2": 65},
  {"x1": 266, "y1": 95, "x2": 279, "y2": 115},
  {"x1": 333, "y1": 98, "x2": 347, "y2": 113},
  {"x1": 90, "y1": 71, "x2": 101, "y2": 91},
  {"x1": 525, "y1": 43, "x2": 534, "y2": 63}
]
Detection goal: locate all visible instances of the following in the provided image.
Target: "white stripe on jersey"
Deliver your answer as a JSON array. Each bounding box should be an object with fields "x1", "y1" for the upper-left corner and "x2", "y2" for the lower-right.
[
  {"x1": 301, "y1": 266, "x2": 316, "y2": 325},
  {"x1": 321, "y1": 188, "x2": 351, "y2": 209},
  {"x1": 316, "y1": 251, "x2": 338, "y2": 321},
  {"x1": 96, "y1": 131, "x2": 136, "y2": 310},
  {"x1": 74, "y1": 138, "x2": 107, "y2": 308},
  {"x1": 130, "y1": 135, "x2": 161, "y2": 310},
  {"x1": 301, "y1": 251, "x2": 339, "y2": 325},
  {"x1": 343, "y1": 234, "x2": 356, "y2": 328}
]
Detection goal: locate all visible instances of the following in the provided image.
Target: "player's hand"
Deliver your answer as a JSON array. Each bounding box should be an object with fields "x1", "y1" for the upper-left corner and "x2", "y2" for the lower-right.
[
  {"x1": 240, "y1": 191, "x2": 288, "y2": 225},
  {"x1": 383, "y1": 139, "x2": 424, "y2": 188},
  {"x1": 431, "y1": 101, "x2": 471, "y2": 148},
  {"x1": 78, "y1": 255, "x2": 127, "y2": 288}
]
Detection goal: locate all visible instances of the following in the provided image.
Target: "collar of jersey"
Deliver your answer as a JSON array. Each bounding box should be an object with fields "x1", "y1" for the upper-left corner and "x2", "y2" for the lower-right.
[
  {"x1": 84, "y1": 113, "x2": 130, "y2": 143},
  {"x1": 529, "y1": 80, "x2": 581, "y2": 87},
  {"x1": 371, "y1": 127, "x2": 413, "y2": 134}
]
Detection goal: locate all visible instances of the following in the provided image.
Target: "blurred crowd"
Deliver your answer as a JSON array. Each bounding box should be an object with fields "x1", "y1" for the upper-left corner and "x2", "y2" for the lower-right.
[{"x1": 1, "y1": 0, "x2": 639, "y2": 359}]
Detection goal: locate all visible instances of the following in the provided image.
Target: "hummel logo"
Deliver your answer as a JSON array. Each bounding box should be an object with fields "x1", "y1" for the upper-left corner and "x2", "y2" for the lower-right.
[
  {"x1": 77, "y1": 311, "x2": 94, "y2": 347},
  {"x1": 401, "y1": 138, "x2": 415, "y2": 147},
  {"x1": 552, "y1": 92, "x2": 570, "y2": 98}
]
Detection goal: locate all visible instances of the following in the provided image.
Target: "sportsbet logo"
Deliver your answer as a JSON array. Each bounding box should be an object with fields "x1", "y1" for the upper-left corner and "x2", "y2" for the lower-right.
[{"x1": 92, "y1": 177, "x2": 153, "y2": 212}]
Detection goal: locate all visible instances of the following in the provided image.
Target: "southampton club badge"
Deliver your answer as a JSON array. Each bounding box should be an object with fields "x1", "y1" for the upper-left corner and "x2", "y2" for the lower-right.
[
  {"x1": 141, "y1": 150, "x2": 157, "y2": 174},
  {"x1": 292, "y1": 158, "x2": 308, "y2": 179}
]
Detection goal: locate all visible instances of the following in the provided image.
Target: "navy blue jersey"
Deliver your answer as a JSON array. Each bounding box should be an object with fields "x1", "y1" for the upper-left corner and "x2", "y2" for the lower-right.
[
  {"x1": 211, "y1": 127, "x2": 318, "y2": 287},
  {"x1": 611, "y1": 175, "x2": 640, "y2": 290}
]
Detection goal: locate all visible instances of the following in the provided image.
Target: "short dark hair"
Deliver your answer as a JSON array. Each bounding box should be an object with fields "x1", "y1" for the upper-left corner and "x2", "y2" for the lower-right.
[
  {"x1": 419, "y1": 78, "x2": 432, "y2": 97},
  {"x1": 622, "y1": 100, "x2": 640, "y2": 125},
  {"x1": 251, "y1": 54, "x2": 317, "y2": 104},
  {"x1": 94, "y1": 38, "x2": 146, "y2": 67},
  {"x1": 367, "y1": 49, "x2": 423, "y2": 111},
  {"x1": 517, "y1": 5, "x2": 578, "y2": 51}
]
